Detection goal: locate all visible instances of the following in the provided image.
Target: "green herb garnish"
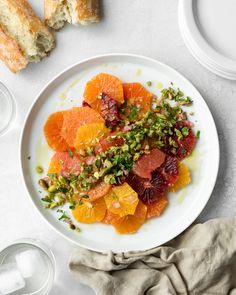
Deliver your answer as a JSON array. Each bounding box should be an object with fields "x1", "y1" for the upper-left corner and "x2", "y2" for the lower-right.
[
  {"x1": 128, "y1": 105, "x2": 139, "y2": 120},
  {"x1": 68, "y1": 150, "x2": 74, "y2": 158},
  {"x1": 181, "y1": 127, "x2": 189, "y2": 137}
]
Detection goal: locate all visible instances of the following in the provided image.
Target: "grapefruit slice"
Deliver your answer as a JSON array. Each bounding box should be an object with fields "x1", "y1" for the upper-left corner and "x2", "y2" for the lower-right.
[
  {"x1": 48, "y1": 151, "x2": 82, "y2": 175},
  {"x1": 132, "y1": 148, "x2": 166, "y2": 179},
  {"x1": 94, "y1": 132, "x2": 124, "y2": 154},
  {"x1": 85, "y1": 182, "x2": 112, "y2": 202}
]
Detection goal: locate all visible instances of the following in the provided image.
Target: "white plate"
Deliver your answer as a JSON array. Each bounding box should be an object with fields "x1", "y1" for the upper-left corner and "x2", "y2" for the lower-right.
[
  {"x1": 20, "y1": 54, "x2": 219, "y2": 253},
  {"x1": 179, "y1": 0, "x2": 236, "y2": 80}
]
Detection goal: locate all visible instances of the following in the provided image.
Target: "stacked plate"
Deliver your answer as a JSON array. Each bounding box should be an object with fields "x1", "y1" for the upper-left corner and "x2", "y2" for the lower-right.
[{"x1": 179, "y1": 0, "x2": 236, "y2": 80}]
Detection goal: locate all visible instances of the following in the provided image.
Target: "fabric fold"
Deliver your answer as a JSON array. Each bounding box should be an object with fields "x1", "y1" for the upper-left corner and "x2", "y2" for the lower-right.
[{"x1": 69, "y1": 218, "x2": 236, "y2": 295}]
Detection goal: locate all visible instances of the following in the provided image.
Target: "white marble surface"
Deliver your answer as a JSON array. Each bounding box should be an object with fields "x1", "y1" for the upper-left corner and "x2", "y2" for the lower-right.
[{"x1": 0, "y1": 0, "x2": 236, "y2": 294}]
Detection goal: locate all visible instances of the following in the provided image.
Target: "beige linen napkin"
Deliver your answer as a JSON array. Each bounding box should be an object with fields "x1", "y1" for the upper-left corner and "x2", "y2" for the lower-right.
[{"x1": 69, "y1": 218, "x2": 236, "y2": 295}]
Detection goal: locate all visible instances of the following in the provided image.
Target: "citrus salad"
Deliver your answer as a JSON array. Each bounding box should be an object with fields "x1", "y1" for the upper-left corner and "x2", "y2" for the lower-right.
[{"x1": 38, "y1": 73, "x2": 198, "y2": 234}]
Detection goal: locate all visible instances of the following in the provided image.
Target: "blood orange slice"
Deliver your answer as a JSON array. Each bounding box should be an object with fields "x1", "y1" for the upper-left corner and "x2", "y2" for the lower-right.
[
  {"x1": 44, "y1": 111, "x2": 70, "y2": 152},
  {"x1": 127, "y1": 171, "x2": 168, "y2": 205},
  {"x1": 161, "y1": 156, "x2": 179, "y2": 186},
  {"x1": 100, "y1": 93, "x2": 121, "y2": 128},
  {"x1": 175, "y1": 121, "x2": 196, "y2": 159}
]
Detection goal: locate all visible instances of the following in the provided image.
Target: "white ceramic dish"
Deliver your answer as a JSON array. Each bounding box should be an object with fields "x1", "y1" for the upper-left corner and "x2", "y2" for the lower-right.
[
  {"x1": 20, "y1": 54, "x2": 219, "y2": 253},
  {"x1": 179, "y1": 0, "x2": 236, "y2": 80}
]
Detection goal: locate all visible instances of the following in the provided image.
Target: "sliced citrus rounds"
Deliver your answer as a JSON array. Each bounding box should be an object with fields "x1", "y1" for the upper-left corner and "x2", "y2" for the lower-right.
[
  {"x1": 48, "y1": 151, "x2": 82, "y2": 174},
  {"x1": 75, "y1": 122, "x2": 109, "y2": 151},
  {"x1": 44, "y1": 111, "x2": 70, "y2": 151},
  {"x1": 170, "y1": 162, "x2": 191, "y2": 192},
  {"x1": 123, "y1": 82, "x2": 153, "y2": 116},
  {"x1": 61, "y1": 107, "x2": 104, "y2": 148},
  {"x1": 109, "y1": 201, "x2": 147, "y2": 234},
  {"x1": 132, "y1": 148, "x2": 166, "y2": 179},
  {"x1": 83, "y1": 73, "x2": 124, "y2": 112},
  {"x1": 72, "y1": 198, "x2": 106, "y2": 224},
  {"x1": 86, "y1": 182, "x2": 112, "y2": 202},
  {"x1": 146, "y1": 195, "x2": 168, "y2": 219},
  {"x1": 104, "y1": 183, "x2": 139, "y2": 217}
]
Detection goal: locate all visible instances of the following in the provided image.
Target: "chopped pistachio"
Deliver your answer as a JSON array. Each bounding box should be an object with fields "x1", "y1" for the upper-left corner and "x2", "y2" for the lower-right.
[
  {"x1": 36, "y1": 165, "x2": 44, "y2": 174},
  {"x1": 196, "y1": 130, "x2": 201, "y2": 139},
  {"x1": 48, "y1": 185, "x2": 57, "y2": 193},
  {"x1": 146, "y1": 81, "x2": 152, "y2": 87},
  {"x1": 38, "y1": 179, "x2": 49, "y2": 190}
]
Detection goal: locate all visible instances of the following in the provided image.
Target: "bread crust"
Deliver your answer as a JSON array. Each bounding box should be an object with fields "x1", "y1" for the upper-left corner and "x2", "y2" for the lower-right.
[
  {"x1": 74, "y1": 0, "x2": 100, "y2": 24},
  {"x1": 44, "y1": 0, "x2": 61, "y2": 24},
  {"x1": 44, "y1": 0, "x2": 100, "y2": 28},
  {"x1": 0, "y1": 25, "x2": 28, "y2": 73},
  {"x1": 0, "y1": 0, "x2": 55, "y2": 61},
  {"x1": 1, "y1": 0, "x2": 48, "y2": 33}
]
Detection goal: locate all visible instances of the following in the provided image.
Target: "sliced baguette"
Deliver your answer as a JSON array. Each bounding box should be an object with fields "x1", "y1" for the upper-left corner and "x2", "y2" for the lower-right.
[
  {"x1": 45, "y1": 0, "x2": 71, "y2": 30},
  {"x1": 0, "y1": 0, "x2": 55, "y2": 63},
  {"x1": 0, "y1": 24, "x2": 28, "y2": 73},
  {"x1": 68, "y1": 0, "x2": 100, "y2": 25},
  {"x1": 45, "y1": 0, "x2": 100, "y2": 30}
]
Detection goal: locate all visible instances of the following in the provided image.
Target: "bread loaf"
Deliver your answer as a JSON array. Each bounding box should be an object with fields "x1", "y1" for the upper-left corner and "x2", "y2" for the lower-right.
[
  {"x1": 45, "y1": 0, "x2": 100, "y2": 30},
  {"x1": 0, "y1": 0, "x2": 55, "y2": 72},
  {"x1": 0, "y1": 24, "x2": 28, "y2": 73}
]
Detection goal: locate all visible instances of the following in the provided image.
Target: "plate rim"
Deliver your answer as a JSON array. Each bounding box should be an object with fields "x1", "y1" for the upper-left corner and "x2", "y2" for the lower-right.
[
  {"x1": 20, "y1": 53, "x2": 220, "y2": 253},
  {"x1": 178, "y1": 0, "x2": 236, "y2": 80}
]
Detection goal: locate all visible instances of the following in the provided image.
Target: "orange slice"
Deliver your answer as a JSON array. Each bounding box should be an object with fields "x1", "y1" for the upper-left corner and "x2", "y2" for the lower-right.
[
  {"x1": 44, "y1": 111, "x2": 70, "y2": 151},
  {"x1": 61, "y1": 107, "x2": 104, "y2": 148},
  {"x1": 146, "y1": 195, "x2": 168, "y2": 218},
  {"x1": 170, "y1": 162, "x2": 191, "y2": 192},
  {"x1": 104, "y1": 183, "x2": 139, "y2": 217},
  {"x1": 72, "y1": 198, "x2": 106, "y2": 224},
  {"x1": 75, "y1": 122, "x2": 109, "y2": 150},
  {"x1": 102, "y1": 210, "x2": 116, "y2": 224},
  {"x1": 109, "y1": 201, "x2": 147, "y2": 234},
  {"x1": 83, "y1": 73, "x2": 124, "y2": 112},
  {"x1": 123, "y1": 83, "x2": 153, "y2": 116},
  {"x1": 48, "y1": 151, "x2": 82, "y2": 174}
]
